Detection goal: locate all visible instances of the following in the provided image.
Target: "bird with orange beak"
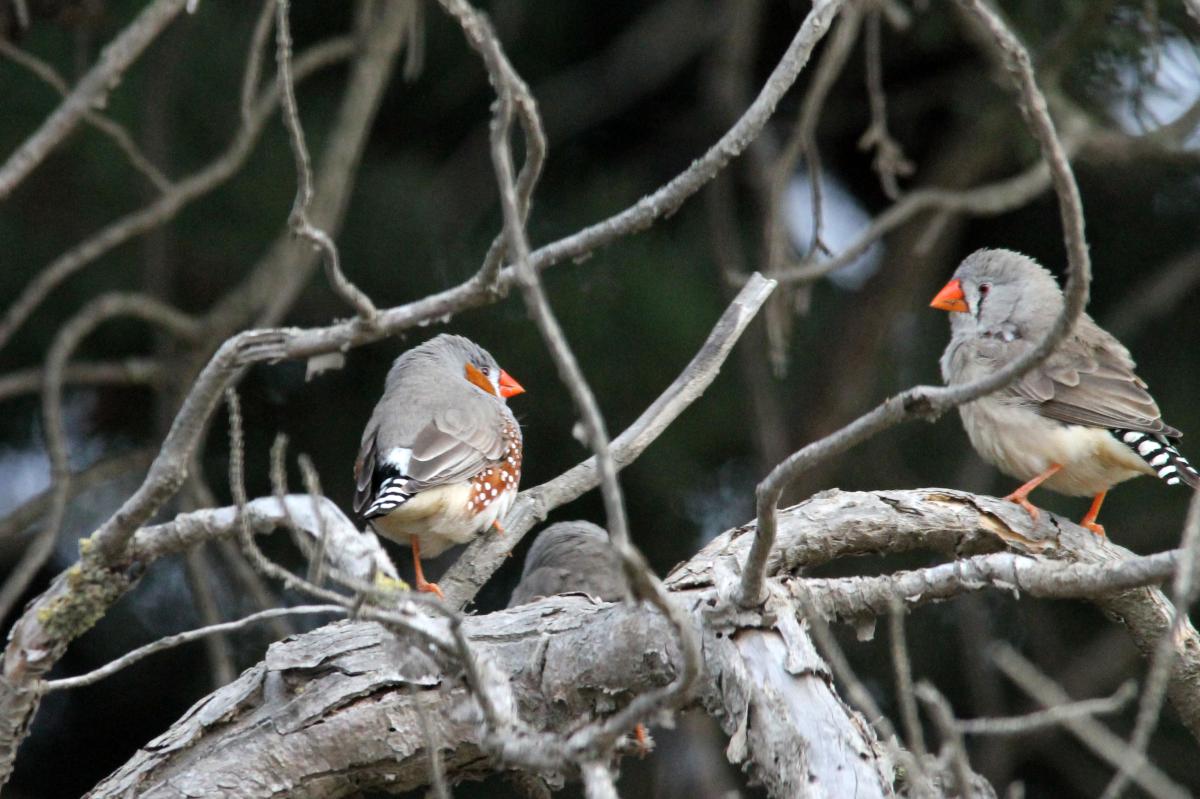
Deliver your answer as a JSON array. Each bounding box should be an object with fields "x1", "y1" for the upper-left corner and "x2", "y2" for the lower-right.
[
  {"x1": 354, "y1": 334, "x2": 525, "y2": 596},
  {"x1": 931, "y1": 249, "x2": 1198, "y2": 536}
]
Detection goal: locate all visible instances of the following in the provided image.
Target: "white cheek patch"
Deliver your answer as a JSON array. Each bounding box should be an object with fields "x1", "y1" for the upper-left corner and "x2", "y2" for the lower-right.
[{"x1": 384, "y1": 447, "x2": 413, "y2": 474}]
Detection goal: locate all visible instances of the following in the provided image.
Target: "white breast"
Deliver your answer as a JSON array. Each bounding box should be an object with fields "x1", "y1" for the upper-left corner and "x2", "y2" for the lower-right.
[{"x1": 959, "y1": 396, "x2": 1153, "y2": 497}]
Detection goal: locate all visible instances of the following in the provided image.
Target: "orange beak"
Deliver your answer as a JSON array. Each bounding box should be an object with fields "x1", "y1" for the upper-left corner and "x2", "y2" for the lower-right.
[
  {"x1": 930, "y1": 278, "x2": 969, "y2": 313},
  {"x1": 498, "y1": 369, "x2": 525, "y2": 398}
]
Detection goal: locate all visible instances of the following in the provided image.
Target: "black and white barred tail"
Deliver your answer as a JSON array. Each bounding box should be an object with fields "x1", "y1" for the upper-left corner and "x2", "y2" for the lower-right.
[
  {"x1": 1112, "y1": 430, "x2": 1200, "y2": 488},
  {"x1": 363, "y1": 474, "x2": 413, "y2": 517}
]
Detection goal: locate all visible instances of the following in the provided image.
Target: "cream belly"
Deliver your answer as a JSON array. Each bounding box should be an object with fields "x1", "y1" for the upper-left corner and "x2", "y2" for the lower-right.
[
  {"x1": 959, "y1": 397, "x2": 1153, "y2": 497},
  {"x1": 369, "y1": 481, "x2": 515, "y2": 558}
]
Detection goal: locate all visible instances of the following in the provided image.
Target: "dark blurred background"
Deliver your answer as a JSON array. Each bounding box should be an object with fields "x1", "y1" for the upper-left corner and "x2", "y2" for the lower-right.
[{"x1": 1, "y1": 0, "x2": 1199, "y2": 796}]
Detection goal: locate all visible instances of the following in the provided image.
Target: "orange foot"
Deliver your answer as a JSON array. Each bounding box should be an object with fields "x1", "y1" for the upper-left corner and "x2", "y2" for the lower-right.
[
  {"x1": 415, "y1": 578, "x2": 445, "y2": 599},
  {"x1": 1002, "y1": 463, "x2": 1063, "y2": 524},
  {"x1": 1082, "y1": 520, "x2": 1106, "y2": 538},
  {"x1": 1003, "y1": 491, "x2": 1041, "y2": 522},
  {"x1": 492, "y1": 519, "x2": 505, "y2": 535},
  {"x1": 633, "y1": 723, "x2": 651, "y2": 757}
]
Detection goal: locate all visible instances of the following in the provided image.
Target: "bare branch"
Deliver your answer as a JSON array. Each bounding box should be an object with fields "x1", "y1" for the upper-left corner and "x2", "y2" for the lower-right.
[
  {"x1": 0, "y1": 358, "x2": 164, "y2": 403},
  {"x1": 44, "y1": 605, "x2": 345, "y2": 692},
  {"x1": 889, "y1": 601, "x2": 928, "y2": 758},
  {"x1": 182, "y1": 547, "x2": 238, "y2": 687},
  {"x1": 800, "y1": 548, "x2": 1182, "y2": 618},
  {"x1": 1101, "y1": 487, "x2": 1200, "y2": 799},
  {"x1": 438, "y1": 273, "x2": 775, "y2": 607},
  {"x1": 0, "y1": 34, "x2": 356, "y2": 353},
  {"x1": 274, "y1": 0, "x2": 376, "y2": 320},
  {"x1": 955, "y1": 681, "x2": 1137, "y2": 735},
  {"x1": 993, "y1": 645, "x2": 1188, "y2": 799},
  {"x1": 0, "y1": 0, "x2": 188, "y2": 199},
  {"x1": 0, "y1": 39, "x2": 171, "y2": 192},
  {"x1": 0, "y1": 294, "x2": 199, "y2": 623},
  {"x1": 740, "y1": 0, "x2": 1092, "y2": 606},
  {"x1": 858, "y1": 6, "x2": 914, "y2": 199}
]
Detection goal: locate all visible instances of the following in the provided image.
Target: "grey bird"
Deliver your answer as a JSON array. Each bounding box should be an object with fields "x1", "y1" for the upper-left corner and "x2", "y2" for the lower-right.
[
  {"x1": 931, "y1": 248, "x2": 1198, "y2": 536},
  {"x1": 507, "y1": 521, "x2": 626, "y2": 607},
  {"x1": 354, "y1": 334, "x2": 525, "y2": 596}
]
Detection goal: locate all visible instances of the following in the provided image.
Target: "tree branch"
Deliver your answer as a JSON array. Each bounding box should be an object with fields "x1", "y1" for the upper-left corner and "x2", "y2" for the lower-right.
[
  {"x1": 0, "y1": 0, "x2": 188, "y2": 199},
  {"x1": 740, "y1": 0, "x2": 1093, "y2": 606}
]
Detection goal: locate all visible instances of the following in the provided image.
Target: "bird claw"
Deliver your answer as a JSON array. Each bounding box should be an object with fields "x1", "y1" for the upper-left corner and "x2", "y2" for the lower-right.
[
  {"x1": 492, "y1": 519, "x2": 505, "y2": 535},
  {"x1": 1003, "y1": 493, "x2": 1041, "y2": 523},
  {"x1": 633, "y1": 723, "x2": 652, "y2": 757},
  {"x1": 1082, "y1": 520, "x2": 1106, "y2": 537},
  {"x1": 416, "y1": 579, "x2": 445, "y2": 599}
]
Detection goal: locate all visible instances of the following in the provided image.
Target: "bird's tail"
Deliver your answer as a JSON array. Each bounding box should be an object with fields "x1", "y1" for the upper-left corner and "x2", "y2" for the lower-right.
[{"x1": 1113, "y1": 430, "x2": 1200, "y2": 489}]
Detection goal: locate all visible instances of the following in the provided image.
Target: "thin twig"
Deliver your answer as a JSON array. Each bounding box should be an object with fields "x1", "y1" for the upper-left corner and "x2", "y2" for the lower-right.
[
  {"x1": 800, "y1": 548, "x2": 1183, "y2": 619},
  {"x1": 993, "y1": 645, "x2": 1188, "y2": 799},
  {"x1": 914, "y1": 682, "x2": 981, "y2": 799},
  {"x1": 0, "y1": 40, "x2": 172, "y2": 192},
  {"x1": 858, "y1": 6, "x2": 913, "y2": 199},
  {"x1": 889, "y1": 600, "x2": 928, "y2": 758},
  {"x1": 0, "y1": 0, "x2": 189, "y2": 199},
  {"x1": 274, "y1": 0, "x2": 376, "y2": 320},
  {"x1": 740, "y1": 0, "x2": 1093, "y2": 606},
  {"x1": 1100, "y1": 487, "x2": 1200, "y2": 799},
  {"x1": 182, "y1": 547, "x2": 238, "y2": 688},
  {"x1": 297, "y1": 454, "x2": 330, "y2": 587},
  {"x1": 956, "y1": 681, "x2": 1137, "y2": 735},
  {"x1": 436, "y1": 0, "x2": 545, "y2": 292},
  {"x1": 0, "y1": 35, "x2": 356, "y2": 354},
  {"x1": 411, "y1": 686, "x2": 452, "y2": 799},
  {"x1": 0, "y1": 295, "x2": 198, "y2": 623},
  {"x1": 471, "y1": 0, "x2": 701, "y2": 762},
  {"x1": 0, "y1": 359, "x2": 165, "y2": 404},
  {"x1": 43, "y1": 605, "x2": 345, "y2": 692}
]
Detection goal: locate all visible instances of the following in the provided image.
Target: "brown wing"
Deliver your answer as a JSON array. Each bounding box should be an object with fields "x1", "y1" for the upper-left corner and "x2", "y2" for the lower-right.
[{"x1": 1008, "y1": 316, "x2": 1179, "y2": 436}]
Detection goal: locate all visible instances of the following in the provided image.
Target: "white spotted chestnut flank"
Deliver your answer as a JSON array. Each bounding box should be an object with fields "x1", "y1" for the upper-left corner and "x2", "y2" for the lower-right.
[
  {"x1": 468, "y1": 421, "x2": 523, "y2": 515},
  {"x1": 1114, "y1": 430, "x2": 1200, "y2": 487}
]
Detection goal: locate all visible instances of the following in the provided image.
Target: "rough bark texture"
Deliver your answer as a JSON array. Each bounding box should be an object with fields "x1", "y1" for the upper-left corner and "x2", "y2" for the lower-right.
[
  {"x1": 85, "y1": 487, "x2": 1196, "y2": 798},
  {"x1": 87, "y1": 593, "x2": 894, "y2": 799}
]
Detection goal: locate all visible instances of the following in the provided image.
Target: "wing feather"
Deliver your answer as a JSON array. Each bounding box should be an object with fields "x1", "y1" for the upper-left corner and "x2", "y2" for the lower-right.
[{"x1": 1006, "y1": 316, "x2": 1179, "y2": 437}]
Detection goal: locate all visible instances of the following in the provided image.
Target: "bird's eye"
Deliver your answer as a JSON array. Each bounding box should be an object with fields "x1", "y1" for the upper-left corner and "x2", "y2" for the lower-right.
[
  {"x1": 979, "y1": 283, "x2": 991, "y2": 295},
  {"x1": 479, "y1": 365, "x2": 491, "y2": 376}
]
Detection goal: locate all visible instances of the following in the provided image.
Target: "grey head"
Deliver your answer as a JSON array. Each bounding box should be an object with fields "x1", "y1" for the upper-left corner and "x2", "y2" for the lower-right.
[
  {"x1": 944, "y1": 249, "x2": 1064, "y2": 342},
  {"x1": 385, "y1": 333, "x2": 508, "y2": 401},
  {"x1": 508, "y1": 521, "x2": 627, "y2": 607}
]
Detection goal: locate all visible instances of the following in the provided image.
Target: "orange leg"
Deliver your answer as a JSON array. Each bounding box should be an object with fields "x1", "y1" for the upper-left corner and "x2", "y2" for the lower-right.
[
  {"x1": 492, "y1": 518, "x2": 505, "y2": 535},
  {"x1": 410, "y1": 535, "x2": 444, "y2": 599},
  {"x1": 1079, "y1": 491, "x2": 1107, "y2": 537},
  {"x1": 1003, "y1": 463, "x2": 1063, "y2": 522},
  {"x1": 633, "y1": 723, "x2": 650, "y2": 756}
]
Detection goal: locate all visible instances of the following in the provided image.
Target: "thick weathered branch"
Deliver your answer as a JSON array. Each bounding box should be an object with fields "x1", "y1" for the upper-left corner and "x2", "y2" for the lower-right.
[
  {"x1": 88, "y1": 592, "x2": 892, "y2": 799},
  {"x1": 670, "y1": 488, "x2": 1200, "y2": 741}
]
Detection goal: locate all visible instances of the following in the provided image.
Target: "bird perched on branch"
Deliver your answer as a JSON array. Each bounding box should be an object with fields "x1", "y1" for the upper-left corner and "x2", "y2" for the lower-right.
[
  {"x1": 508, "y1": 521, "x2": 626, "y2": 607},
  {"x1": 931, "y1": 248, "x2": 1198, "y2": 536},
  {"x1": 354, "y1": 334, "x2": 525, "y2": 597}
]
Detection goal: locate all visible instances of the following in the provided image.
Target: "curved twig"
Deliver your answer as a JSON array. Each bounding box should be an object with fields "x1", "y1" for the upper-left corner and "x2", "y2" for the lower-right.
[{"x1": 738, "y1": 0, "x2": 1093, "y2": 606}]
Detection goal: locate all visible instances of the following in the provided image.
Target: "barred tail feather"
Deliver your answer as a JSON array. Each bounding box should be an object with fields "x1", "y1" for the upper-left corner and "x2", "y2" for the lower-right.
[
  {"x1": 363, "y1": 475, "x2": 413, "y2": 517},
  {"x1": 1113, "y1": 430, "x2": 1200, "y2": 489}
]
